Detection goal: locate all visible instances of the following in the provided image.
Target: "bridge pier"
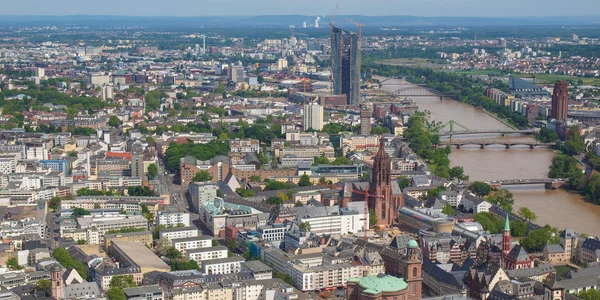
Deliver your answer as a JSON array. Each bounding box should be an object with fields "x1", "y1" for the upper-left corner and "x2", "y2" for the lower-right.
[
  {"x1": 480, "y1": 144, "x2": 485, "y2": 149},
  {"x1": 440, "y1": 96, "x2": 443, "y2": 100},
  {"x1": 529, "y1": 145, "x2": 535, "y2": 149},
  {"x1": 505, "y1": 144, "x2": 510, "y2": 149},
  {"x1": 433, "y1": 144, "x2": 439, "y2": 150},
  {"x1": 456, "y1": 144, "x2": 461, "y2": 149},
  {"x1": 545, "y1": 182, "x2": 567, "y2": 189},
  {"x1": 489, "y1": 183, "x2": 502, "y2": 190}
]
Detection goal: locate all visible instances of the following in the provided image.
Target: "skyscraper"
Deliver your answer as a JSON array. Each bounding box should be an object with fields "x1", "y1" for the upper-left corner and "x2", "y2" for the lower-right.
[
  {"x1": 369, "y1": 138, "x2": 400, "y2": 226},
  {"x1": 303, "y1": 102, "x2": 324, "y2": 131},
  {"x1": 331, "y1": 26, "x2": 360, "y2": 105},
  {"x1": 551, "y1": 81, "x2": 569, "y2": 120},
  {"x1": 360, "y1": 109, "x2": 371, "y2": 135},
  {"x1": 229, "y1": 65, "x2": 244, "y2": 83}
]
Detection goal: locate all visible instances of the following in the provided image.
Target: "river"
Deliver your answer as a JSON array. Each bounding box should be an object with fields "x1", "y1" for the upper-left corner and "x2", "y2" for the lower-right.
[{"x1": 377, "y1": 76, "x2": 600, "y2": 236}]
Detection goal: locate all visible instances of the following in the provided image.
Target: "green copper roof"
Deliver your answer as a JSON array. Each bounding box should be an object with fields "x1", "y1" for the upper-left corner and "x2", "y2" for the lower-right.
[
  {"x1": 504, "y1": 215, "x2": 510, "y2": 231},
  {"x1": 408, "y1": 239, "x2": 418, "y2": 248},
  {"x1": 356, "y1": 274, "x2": 407, "y2": 294}
]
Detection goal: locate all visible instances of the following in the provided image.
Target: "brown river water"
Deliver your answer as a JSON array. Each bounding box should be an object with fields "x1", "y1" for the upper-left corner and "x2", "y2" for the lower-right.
[{"x1": 377, "y1": 76, "x2": 600, "y2": 236}]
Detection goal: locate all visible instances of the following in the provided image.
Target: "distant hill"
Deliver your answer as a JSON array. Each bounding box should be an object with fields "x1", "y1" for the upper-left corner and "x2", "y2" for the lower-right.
[{"x1": 1, "y1": 15, "x2": 599, "y2": 27}]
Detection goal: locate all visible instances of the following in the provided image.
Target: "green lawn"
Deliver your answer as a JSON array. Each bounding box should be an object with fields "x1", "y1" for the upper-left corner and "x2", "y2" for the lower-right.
[
  {"x1": 453, "y1": 69, "x2": 506, "y2": 76},
  {"x1": 513, "y1": 74, "x2": 600, "y2": 86},
  {"x1": 554, "y1": 265, "x2": 576, "y2": 276}
]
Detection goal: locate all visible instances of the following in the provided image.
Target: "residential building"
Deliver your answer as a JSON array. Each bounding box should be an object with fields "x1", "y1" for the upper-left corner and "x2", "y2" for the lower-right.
[
  {"x1": 303, "y1": 102, "x2": 324, "y2": 131},
  {"x1": 159, "y1": 227, "x2": 199, "y2": 241},
  {"x1": 171, "y1": 236, "x2": 212, "y2": 255},
  {"x1": 201, "y1": 256, "x2": 245, "y2": 275},
  {"x1": 157, "y1": 211, "x2": 190, "y2": 227},
  {"x1": 187, "y1": 246, "x2": 228, "y2": 262},
  {"x1": 123, "y1": 285, "x2": 164, "y2": 300}
]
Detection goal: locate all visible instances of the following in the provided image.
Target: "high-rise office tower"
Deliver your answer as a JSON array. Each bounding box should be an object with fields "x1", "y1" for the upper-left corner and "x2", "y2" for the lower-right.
[
  {"x1": 331, "y1": 26, "x2": 360, "y2": 105},
  {"x1": 360, "y1": 109, "x2": 371, "y2": 135},
  {"x1": 303, "y1": 102, "x2": 324, "y2": 131},
  {"x1": 229, "y1": 65, "x2": 244, "y2": 83},
  {"x1": 551, "y1": 81, "x2": 568, "y2": 120}
]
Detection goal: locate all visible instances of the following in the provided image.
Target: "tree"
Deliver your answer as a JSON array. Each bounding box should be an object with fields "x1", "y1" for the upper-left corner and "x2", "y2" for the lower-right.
[
  {"x1": 521, "y1": 225, "x2": 560, "y2": 252},
  {"x1": 294, "y1": 200, "x2": 304, "y2": 207},
  {"x1": 577, "y1": 289, "x2": 600, "y2": 300},
  {"x1": 52, "y1": 247, "x2": 87, "y2": 279},
  {"x1": 537, "y1": 127, "x2": 558, "y2": 143},
  {"x1": 449, "y1": 166, "x2": 469, "y2": 180},
  {"x1": 35, "y1": 279, "x2": 51, "y2": 296},
  {"x1": 474, "y1": 212, "x2": 504, "y2": 234},
  {"x1": 106, "y1": 287, "x2": 126, "y2": 300},
  {"x1": 71, "y1": 207, "x2": 91, "y2": 217},
  {"x1": 236, "y1": 188, "x2": 255, "y2": 197},
  {"x1": 470, "y1": 181, "x2": 491, "y2": 197},
  {"x1": 108, "y1": 115, "x2": 123, "y2": 128},
  {"x1": 267, "y1": 196, "x2": 284, "y2": 205},
  {"x1": 398, "y1": 177, "x2": 411, "y2": 190},
  {"x1": 192, "y1": 170, "x2": 213, "y2": 182},
  {"x1": 299, "y1": 221, "x2": 311, "y2": 232},
  {"x1": 147, "y1": 163, "x2": 158, "y2": 180},
  {"x1": 298, "y1": 174, "x2": 313, "y2": 187},
  {"x1": 110, "y1": 275, "x2": 136, "y2": 289},
  {"x1": 369, "y1": 209, "x2": 378, "y2": 228},
  {"x1": 563, "y1": 125, "x2": 585, "y2": 155},
  {"x1": 442, "y1": 205, "x2": 455, "y2": 216},
  {"x1": 511, "y1": 219, "x2": 528, "y2": 237},
  {"x1": 487, "y1": 189, "x2": 515, "y2": 212},
  {"x1": 165, "y1": 247, "x2": 182, "y2": 260},
  {"x1": 127, "y1": 186, "x2": 155, "y2": 197},
  {"x1": 48, "y1": 196, "x2": 61, "y2": 211},
  {"x1": 586, "y1": 174, "x2": 600, "y2": 205},
  {"x1": 145, "y1": 136, "x2": 155, "y2": 144},
  {"x1": 257, "y1": 75, "x2": 264, "y2": 84},
  {"x1": 518, "y1": 207, "x2": 537, "y2": 222},
  {"x1": 275, "y1": 272, "x2": 294, "y2": 286},
  {"x1": 249, "y1": 175, "x2": 261, "y2": 182},
  {"x1": 6, "y1": 257, "x2": 20, "y2": 270}
]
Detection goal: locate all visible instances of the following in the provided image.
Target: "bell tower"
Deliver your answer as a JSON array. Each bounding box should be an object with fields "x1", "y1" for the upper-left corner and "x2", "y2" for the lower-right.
[
  {"x1": 405, "y1": 240, "x2": 422, "y2": 300},
  {"x1": 502, "y1": 215, "x2": 511, "y2": 257},
  {"x1": 51, "y1": 266, "x2": 64, "y2": 300}
]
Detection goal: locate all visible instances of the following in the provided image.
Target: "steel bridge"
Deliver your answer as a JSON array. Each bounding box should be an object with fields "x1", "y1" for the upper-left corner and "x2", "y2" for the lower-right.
[
  {"x1": 486, "y1": 178, "x2": 568, "y2": 190},
  {"x1": 390, "y1": 86, "x2": 452, "y2": 97}
]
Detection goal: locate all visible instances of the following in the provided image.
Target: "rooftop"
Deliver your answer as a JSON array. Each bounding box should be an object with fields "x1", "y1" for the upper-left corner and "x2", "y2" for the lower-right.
[{"x1": 349, "y1": 274, "x2": 407, "y2": 295}]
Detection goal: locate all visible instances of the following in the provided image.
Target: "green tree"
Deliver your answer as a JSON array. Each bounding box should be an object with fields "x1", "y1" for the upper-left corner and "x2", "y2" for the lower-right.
[
  {"x1": 563, "y1": 125, "x2": 585, "y2": 155},
  {"x1": 510, "y1": 219, "x2": 528, "y2": 237},
  {"x1": 72, "y1": 207, "x2": 91, "y2": 217},
  {"x1": 6, "y1": 257, "x2": 20, "y2": 269},
  {"x1": 487, "y1": 189, "x2": 515, "y2": 212},
  {"x1": 275, "y1": 272, "x2": 294, "y2": 286},
  {"x1": 442, "y1": 205, "x2": 455, "y2": 215},
  {"x1": 267, "y1": 196, "x2": 284, "y2": 205},
  {"x1": 236, "y1": 188, "x2": 255, "y2": 197},
  {"x1": 449, "y1": 166, "x2": 469, "y2": 180},
  {"x1": 518, "y1": 207, "x2": 537, "y2": 222},
  {"x1": 110, "y1": 275, "x2": 136, "y2": 289},
  {"x1": 577, "y1": 289, "x2": 600, "y2": 300},
  {"x1": 369, "y1": 209, "x2": 378, "y2": 228},
  {"x1": 48, "y1": 196, "x2": 61, "y2": 211},
  {"x1": 536, "y1": 127, "x2": 558, "y2": 143},
  {"x1": 470, "y1": 181, "x2": 491, "y2": 197},
  {"x1": 108, "y1": 115, "x2": 123, "y2": 127},
  {"x1": 147, "y1": 163, "x2": 158, "y2": 180},
  {"x1": 249, "y1": 175, "x2": 261, "y2": 182},
  {"x1": 586, "y1": 174, "x2": 600, "y2": 205},
  {"x1": 521, "y1": 226, "x2": 559, "y2": 252},
  {"x1": 35, "y1": 279, "x2": 51, "y2": 296},
  {"x1": 299, "y1": 221, "x2": 311, "y2": 232},
  {"x1": 165, "y1": 247, "x2": 182, "y2": 260},
  {"x1": 473, "y1": 212, "x2": 504, "y2": 234},
  {"x1": 192, "y1": 170, "x2": 213, "y2": 182},
  {"x1": 106, "y1": 287, "x2": 126, "y2": 300},
  {"x1": 52, "y1": 247, "x2": 87, "y2": 279},
  {"x1": 298, "y1": 174, "x2": 313, "y2": 187},
  {"x1": 398, "y1": 177, "x2": 411, "y2": 190},
  {"x1": 127, "y1": 186, "x2": 155, "y2": 196}
]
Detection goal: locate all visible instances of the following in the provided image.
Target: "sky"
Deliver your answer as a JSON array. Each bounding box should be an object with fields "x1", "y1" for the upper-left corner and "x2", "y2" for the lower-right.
[{"x1": 2, "y1": 0, "x2": 599, "y2": 17}]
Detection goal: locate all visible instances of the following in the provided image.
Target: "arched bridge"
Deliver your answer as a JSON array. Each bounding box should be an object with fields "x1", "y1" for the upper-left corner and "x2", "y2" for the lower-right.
[
  {"x1": 391, "y1": 86, "x2": 450, "y2": 97},
  {"x1": 486, "y1": 178, "x2": 568, "y2": 190},
  {"x1": 437, "y1": 140, "x2": 555, "y2": 149},
  {"x1": 438, "y1": 129, "x2": 536, "y2": 137}
]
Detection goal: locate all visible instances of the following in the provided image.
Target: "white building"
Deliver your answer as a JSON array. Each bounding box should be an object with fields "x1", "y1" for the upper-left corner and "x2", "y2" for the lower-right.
[
  {"x1": 230, "y1": 139, "x2": 260, "y2": 154},
  {"x1": 303, "y1": 102, "x2": 324, "y2": 131},
  {"x1": 159, "y1": 227, "x2": 199, "y2": 241},
  {"x1": 292, "y1": 203, "x2": 367, "y2": 236},
  {"x1": 186, "y1": 246, "x2": 228, "y2": 262},
  {"x1": 157, "y1": 211, "x2": 190, "y2": 227},
  {"x1": 201, "y1": 257, "x2": 244, "y2": 275},
  {"x1": 188, "y1": 182, "x2": 217, "y2": 212},
  {"x1": 290, "y1": 262, "x2": 362, "y2": 292},
  {"x1": 101, "y1": 84, "x2": 114, "y2": 100},
  {"x1": 171, "y1": 236, "x2": 212, "y2": 255},
  {"x1": 257, "y1": 224, "x2": 286, "y2": 241}
]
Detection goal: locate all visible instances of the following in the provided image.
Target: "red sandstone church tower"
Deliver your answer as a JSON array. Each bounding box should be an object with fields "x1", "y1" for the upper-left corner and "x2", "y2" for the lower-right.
[
  {"x1": 502, "y1": 215, "x2": 511, "y2": 257},
  {"x1": 369, "y1": 138, "x2": 397, "y2": 226}
]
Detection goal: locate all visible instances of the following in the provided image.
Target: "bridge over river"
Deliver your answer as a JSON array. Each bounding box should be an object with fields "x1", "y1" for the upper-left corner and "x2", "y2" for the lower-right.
[
  {"x1": 486, "y1": 178, "x2": 568, "y2": 190},
  {"x1": 438, "y1": 140, "x2": 555, "y2": 149}
]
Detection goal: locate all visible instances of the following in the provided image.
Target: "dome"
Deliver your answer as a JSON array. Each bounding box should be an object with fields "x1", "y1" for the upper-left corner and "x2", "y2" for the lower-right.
[
  {"x1": 353, "y1": 274, "x2": 408, "y2": 294},
  {"x1": 408, "y1": 239, "x2": 418, "y2": 248}
]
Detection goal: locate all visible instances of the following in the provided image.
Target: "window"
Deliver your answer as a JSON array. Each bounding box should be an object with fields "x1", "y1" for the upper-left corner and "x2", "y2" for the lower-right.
[
  {"x1": 413, "y1": 267, "x2": 417, "y2": 277},
  {"x1": 412, "y1": 284, "x2": 416, "y2": 294}
]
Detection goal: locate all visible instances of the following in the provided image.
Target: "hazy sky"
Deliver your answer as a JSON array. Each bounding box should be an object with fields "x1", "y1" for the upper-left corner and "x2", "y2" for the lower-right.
[{"x1": 3, "y1": 0, "x2": 600, "y2": 17}]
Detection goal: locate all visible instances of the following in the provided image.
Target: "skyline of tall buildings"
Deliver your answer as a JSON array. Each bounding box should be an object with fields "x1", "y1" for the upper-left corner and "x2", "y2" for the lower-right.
[{"x1": 331, "y1": 26, "x2": 360, "y2": 106}]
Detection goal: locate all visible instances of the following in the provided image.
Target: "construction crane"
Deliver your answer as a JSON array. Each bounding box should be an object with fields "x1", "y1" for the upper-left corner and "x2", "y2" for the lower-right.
[{"x1": 328, "y1": 3, "x2": 340, "y2": 28}]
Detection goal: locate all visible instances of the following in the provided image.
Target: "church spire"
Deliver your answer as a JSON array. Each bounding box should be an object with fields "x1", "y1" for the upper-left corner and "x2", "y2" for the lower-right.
[{"x1": 504, "y1": 214, "x2": 510, "y2": 231}]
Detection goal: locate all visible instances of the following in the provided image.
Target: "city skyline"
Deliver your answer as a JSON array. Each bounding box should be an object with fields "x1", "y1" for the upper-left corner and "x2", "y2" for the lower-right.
[{"x1": 3, "y1": 0, "x2": 600, "y2": 17}]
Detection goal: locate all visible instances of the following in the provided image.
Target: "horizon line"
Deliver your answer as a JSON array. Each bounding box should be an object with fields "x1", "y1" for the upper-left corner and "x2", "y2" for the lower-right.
[{"x1": 1, "y1": 14, "x2": 600, "y2": 19}]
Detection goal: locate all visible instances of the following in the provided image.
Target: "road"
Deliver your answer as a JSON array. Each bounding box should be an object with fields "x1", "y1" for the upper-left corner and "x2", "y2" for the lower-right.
[{"x1": 155, "y1": 159, "x2": 187, "y2": 212}]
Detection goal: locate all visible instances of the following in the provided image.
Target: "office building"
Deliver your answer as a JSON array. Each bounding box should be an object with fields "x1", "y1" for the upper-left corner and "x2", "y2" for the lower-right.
[
  {"x1": 551, "y1": 81, "x2": 569, "y2": 120},
  {"x1": 110, "y1": 241, "x2": 170, "y2": 275},
  {"x1": 101, "y1": 84, "x2": 114, "y2": 100},
  {"x1": 303, "y1": 102, "x2": 324, "y2": 131},
  {"x1": 131, "y1": 154, "x2": 143, "y2": 178},
  {"x1": 157, "y1": 211, "x2": 191, "y2": 227},
  {"x1": 331, "y1": 26, "x2": 360, "y2": 105},
  {"x1": 229, "y1": 65, "x2": 244, "y2": 83},
  {"x1": 360, "y1": 109, "x2": 371, "y2": 135}
]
